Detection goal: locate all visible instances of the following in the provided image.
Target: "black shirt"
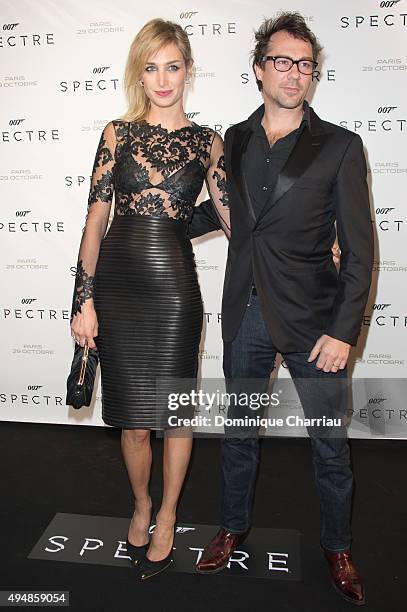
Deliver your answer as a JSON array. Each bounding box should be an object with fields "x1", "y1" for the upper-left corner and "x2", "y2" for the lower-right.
[{"x1": 245, "y1": 101, "x2": 311, "y2": 219}]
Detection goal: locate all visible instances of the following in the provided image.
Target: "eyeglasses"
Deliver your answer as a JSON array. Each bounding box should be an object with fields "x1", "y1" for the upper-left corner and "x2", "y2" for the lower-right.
[{"x1": 261, "y1": 55, "x2": 318, "y2": 75}]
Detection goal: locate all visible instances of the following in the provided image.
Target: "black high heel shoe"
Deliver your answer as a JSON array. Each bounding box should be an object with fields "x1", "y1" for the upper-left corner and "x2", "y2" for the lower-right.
[
  {"x1": 138, "y1": 524, "x2": 175, "y2": 580},
  {"x1": 126, "y1": 538, "x2": 150, "y2": 567},
  {"x1": 126, "y1": 504, "x2": 153, "y2": 567}
]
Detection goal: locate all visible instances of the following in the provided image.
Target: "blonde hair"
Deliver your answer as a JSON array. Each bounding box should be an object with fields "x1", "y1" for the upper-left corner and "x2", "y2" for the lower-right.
[{"x1": 121, "y1": 18, "x2": 193, "y2": 122}]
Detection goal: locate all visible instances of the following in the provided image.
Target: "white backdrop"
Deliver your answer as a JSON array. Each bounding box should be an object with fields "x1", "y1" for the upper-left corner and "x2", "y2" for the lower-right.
[{"x1": 1, "y1": 0, "x2": 406, "y2": 438}]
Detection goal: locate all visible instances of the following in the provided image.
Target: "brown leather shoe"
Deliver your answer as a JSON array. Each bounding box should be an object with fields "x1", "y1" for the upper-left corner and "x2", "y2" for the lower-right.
[
  {"x1": 196, "y1": 528, "x2": 248, "y2": 574},
  {"x1": 322, "y1": 547, "x2": 365, "y2": 606}
]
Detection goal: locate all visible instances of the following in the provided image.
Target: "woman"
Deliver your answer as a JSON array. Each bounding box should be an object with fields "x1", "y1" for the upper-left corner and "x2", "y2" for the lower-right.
[{"x1": 69, "y1": 18, "x2": 229, "y2": 580}]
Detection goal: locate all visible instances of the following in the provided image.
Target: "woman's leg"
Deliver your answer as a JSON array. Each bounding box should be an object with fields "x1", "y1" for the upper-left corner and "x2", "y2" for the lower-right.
[
  {"x1": 121, "y1": 428, "x2": 153, "y2": 546},
  {"x1": 147, "y1": 427, "x2": 193, "y2": 561}
]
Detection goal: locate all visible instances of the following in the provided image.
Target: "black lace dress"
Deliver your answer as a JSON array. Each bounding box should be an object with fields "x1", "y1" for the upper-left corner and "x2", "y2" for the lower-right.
[{"x1": 70, "y1": 120, "x2": 229, "y2": 429}]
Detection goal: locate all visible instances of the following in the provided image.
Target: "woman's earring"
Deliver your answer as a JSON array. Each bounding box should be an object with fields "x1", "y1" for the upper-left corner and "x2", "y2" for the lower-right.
[{"x1": 139, "y1": 80, "x2": 144, "y2": 87}]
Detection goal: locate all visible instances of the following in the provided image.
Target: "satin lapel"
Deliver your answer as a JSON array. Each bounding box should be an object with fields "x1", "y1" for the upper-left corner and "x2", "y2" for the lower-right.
[
  {"x1": 255, "y1": 128, "x2": 329, "y2": 225},
  {"x1": 231, "y1": 127, "x2": 256, "y2": 223}
]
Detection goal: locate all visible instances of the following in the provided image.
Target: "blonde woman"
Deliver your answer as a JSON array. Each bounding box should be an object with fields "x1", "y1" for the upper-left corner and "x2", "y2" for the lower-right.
[{"x1": 69, "y1": 18, "x2": 229, "y2": 579}]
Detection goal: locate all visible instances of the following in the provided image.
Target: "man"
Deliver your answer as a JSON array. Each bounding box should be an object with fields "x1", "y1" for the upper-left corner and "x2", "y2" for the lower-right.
[{"x1": 189, "y1": 12, "x2": 373, "y2": 606}]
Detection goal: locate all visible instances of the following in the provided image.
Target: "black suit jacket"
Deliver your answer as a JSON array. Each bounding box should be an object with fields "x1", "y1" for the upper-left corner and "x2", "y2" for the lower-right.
[{"x1": 189, "y1": 104, "x2": 374, "y2": 352}]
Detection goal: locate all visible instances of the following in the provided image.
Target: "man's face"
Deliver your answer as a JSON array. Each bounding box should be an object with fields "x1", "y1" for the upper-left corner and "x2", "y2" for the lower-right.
[{"x1": 254, "y1": 30, "x2": 314, "y2": 111}]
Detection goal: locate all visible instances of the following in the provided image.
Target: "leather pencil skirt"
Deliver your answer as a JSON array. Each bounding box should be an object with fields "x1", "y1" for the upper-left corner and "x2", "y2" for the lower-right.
[{"x1": 93, "y1": 215, "x2": 203, "y2": 429}]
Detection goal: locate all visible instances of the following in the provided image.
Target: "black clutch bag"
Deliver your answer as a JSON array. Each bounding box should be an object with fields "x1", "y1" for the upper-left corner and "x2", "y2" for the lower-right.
[{"x1": 66, "y1": 341, "x2": 99, "y2": 409}]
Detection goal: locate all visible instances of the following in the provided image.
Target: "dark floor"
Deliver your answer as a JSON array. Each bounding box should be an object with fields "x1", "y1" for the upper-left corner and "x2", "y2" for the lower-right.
[{"x1": 1, "y1": 421, "x2": 405, "y2": 612}]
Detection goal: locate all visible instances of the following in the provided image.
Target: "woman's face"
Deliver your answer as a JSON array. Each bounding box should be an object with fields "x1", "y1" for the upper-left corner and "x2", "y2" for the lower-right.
[{"x1": 142, "y1": 42, "x2": 190, "y2": 110}]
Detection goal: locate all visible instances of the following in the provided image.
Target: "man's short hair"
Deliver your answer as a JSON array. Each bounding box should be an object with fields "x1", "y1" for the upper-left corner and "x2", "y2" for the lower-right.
[{"x1": 251, "y1": 12, "x2": 323, "y2": 91}]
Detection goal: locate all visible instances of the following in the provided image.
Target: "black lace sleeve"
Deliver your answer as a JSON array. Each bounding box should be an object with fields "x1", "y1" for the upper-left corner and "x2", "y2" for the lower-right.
[
  {"x1": 205, "y1": 132, "x2": 230, "y2": 238},
  {"x1": 70, "y1": 121, "x2": 116, "y2": 322}
]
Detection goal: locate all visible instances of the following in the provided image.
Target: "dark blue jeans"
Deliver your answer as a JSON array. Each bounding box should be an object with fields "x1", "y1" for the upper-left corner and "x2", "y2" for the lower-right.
[{"x1": 221, "y1": 294, "x2": 353, "y2": 551}]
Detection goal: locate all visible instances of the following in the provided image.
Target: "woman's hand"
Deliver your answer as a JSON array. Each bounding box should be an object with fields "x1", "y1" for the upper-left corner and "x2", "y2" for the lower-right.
[{"x1": 70, "y1": 302, "x2": 98, "y2": 348}]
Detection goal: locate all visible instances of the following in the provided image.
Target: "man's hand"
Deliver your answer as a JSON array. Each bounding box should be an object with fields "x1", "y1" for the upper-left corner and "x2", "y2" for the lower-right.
[
  {"x1": 308, "y1": 334, "x2": 350, "y2": 372},
  {"x1": 331, "y1": 238, "x2": 341, "y2": 265}
]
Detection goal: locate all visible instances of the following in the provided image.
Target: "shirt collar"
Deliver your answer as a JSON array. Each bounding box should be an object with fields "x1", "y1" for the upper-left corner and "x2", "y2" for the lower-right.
[{"x1": 250, "y1": 100, "x2": 311, "y2": 132}]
